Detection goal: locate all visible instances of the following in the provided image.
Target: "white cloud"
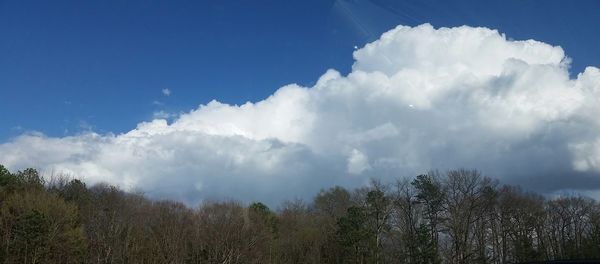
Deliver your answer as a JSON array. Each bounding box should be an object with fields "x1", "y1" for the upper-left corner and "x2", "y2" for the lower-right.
[
  {"x1": 152, "y1": 110, "x2": 178, "y2": 120},
  {"x1": 347, "y1": 149, "x2": 371, "y2": 175},
  {"x1": 162, "y1": 88, "x2": 171, "y2": 96},
  {"x1": 2, "y1": 24, "x2": 600, "y2": 204}
]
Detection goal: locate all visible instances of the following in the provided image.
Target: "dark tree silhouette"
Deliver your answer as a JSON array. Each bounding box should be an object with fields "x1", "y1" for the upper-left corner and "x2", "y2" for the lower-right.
[{"x1": 1, "y1": 164, "x2": 599, "y2": 264}]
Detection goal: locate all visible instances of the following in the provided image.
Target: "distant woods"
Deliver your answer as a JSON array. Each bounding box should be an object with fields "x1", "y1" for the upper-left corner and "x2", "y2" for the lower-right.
[{"x1": 1, "y1": 165, "x2": 599, "y2": 264}]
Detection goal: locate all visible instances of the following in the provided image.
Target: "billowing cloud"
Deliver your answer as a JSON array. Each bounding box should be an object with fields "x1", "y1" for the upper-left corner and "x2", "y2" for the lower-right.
[{"x1": 2, "y1": 24, "x2": 600, "y2": 205}]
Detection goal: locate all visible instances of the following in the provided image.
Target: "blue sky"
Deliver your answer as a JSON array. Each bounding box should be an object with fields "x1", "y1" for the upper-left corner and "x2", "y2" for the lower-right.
[
  {"x1": 1, "y1": 0, "x2": 599, "y2": 141},
  {"x1": 3, "y1": 0, "x2": 600, "y2": 204}
]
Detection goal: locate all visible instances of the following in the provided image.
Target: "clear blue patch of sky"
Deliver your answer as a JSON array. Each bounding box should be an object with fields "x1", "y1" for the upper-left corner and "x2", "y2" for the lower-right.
[{"x1": 1, "y1": 0, "x2": 599, "y2": 141}]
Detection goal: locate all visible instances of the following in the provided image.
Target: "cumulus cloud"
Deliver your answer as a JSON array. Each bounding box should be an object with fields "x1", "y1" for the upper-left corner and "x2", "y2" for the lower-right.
[
  {"x1": 2, "y1": 24, "x2": 600, "y2": 205},
  {"x1": 162, "y1": 88, "x2": 171, "y2": 96}
]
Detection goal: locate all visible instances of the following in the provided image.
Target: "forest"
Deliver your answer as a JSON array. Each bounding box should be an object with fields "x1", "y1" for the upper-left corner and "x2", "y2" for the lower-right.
[{"x1": 0, "y1": 164, "x2": 599, "y2": 264}]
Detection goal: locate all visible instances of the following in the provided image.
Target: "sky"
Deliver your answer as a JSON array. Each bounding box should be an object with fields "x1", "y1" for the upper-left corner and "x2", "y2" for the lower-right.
[{"x1": 1, "y1": 0, "x2": 600, "y2": 205}]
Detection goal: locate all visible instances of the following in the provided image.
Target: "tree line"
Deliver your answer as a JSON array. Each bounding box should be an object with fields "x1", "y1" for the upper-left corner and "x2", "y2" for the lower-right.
[{"x1": 1, "y1": 165, "x2": 599, "y2": 264}]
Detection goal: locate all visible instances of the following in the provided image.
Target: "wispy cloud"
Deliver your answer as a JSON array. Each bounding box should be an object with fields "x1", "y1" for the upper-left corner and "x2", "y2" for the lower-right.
[
  {"x1": 152, "y1": 110, "x2": 178, "y2": 120},
  {"x1": 162, "y1": 88, "x2": 171, "y2": 96}
]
